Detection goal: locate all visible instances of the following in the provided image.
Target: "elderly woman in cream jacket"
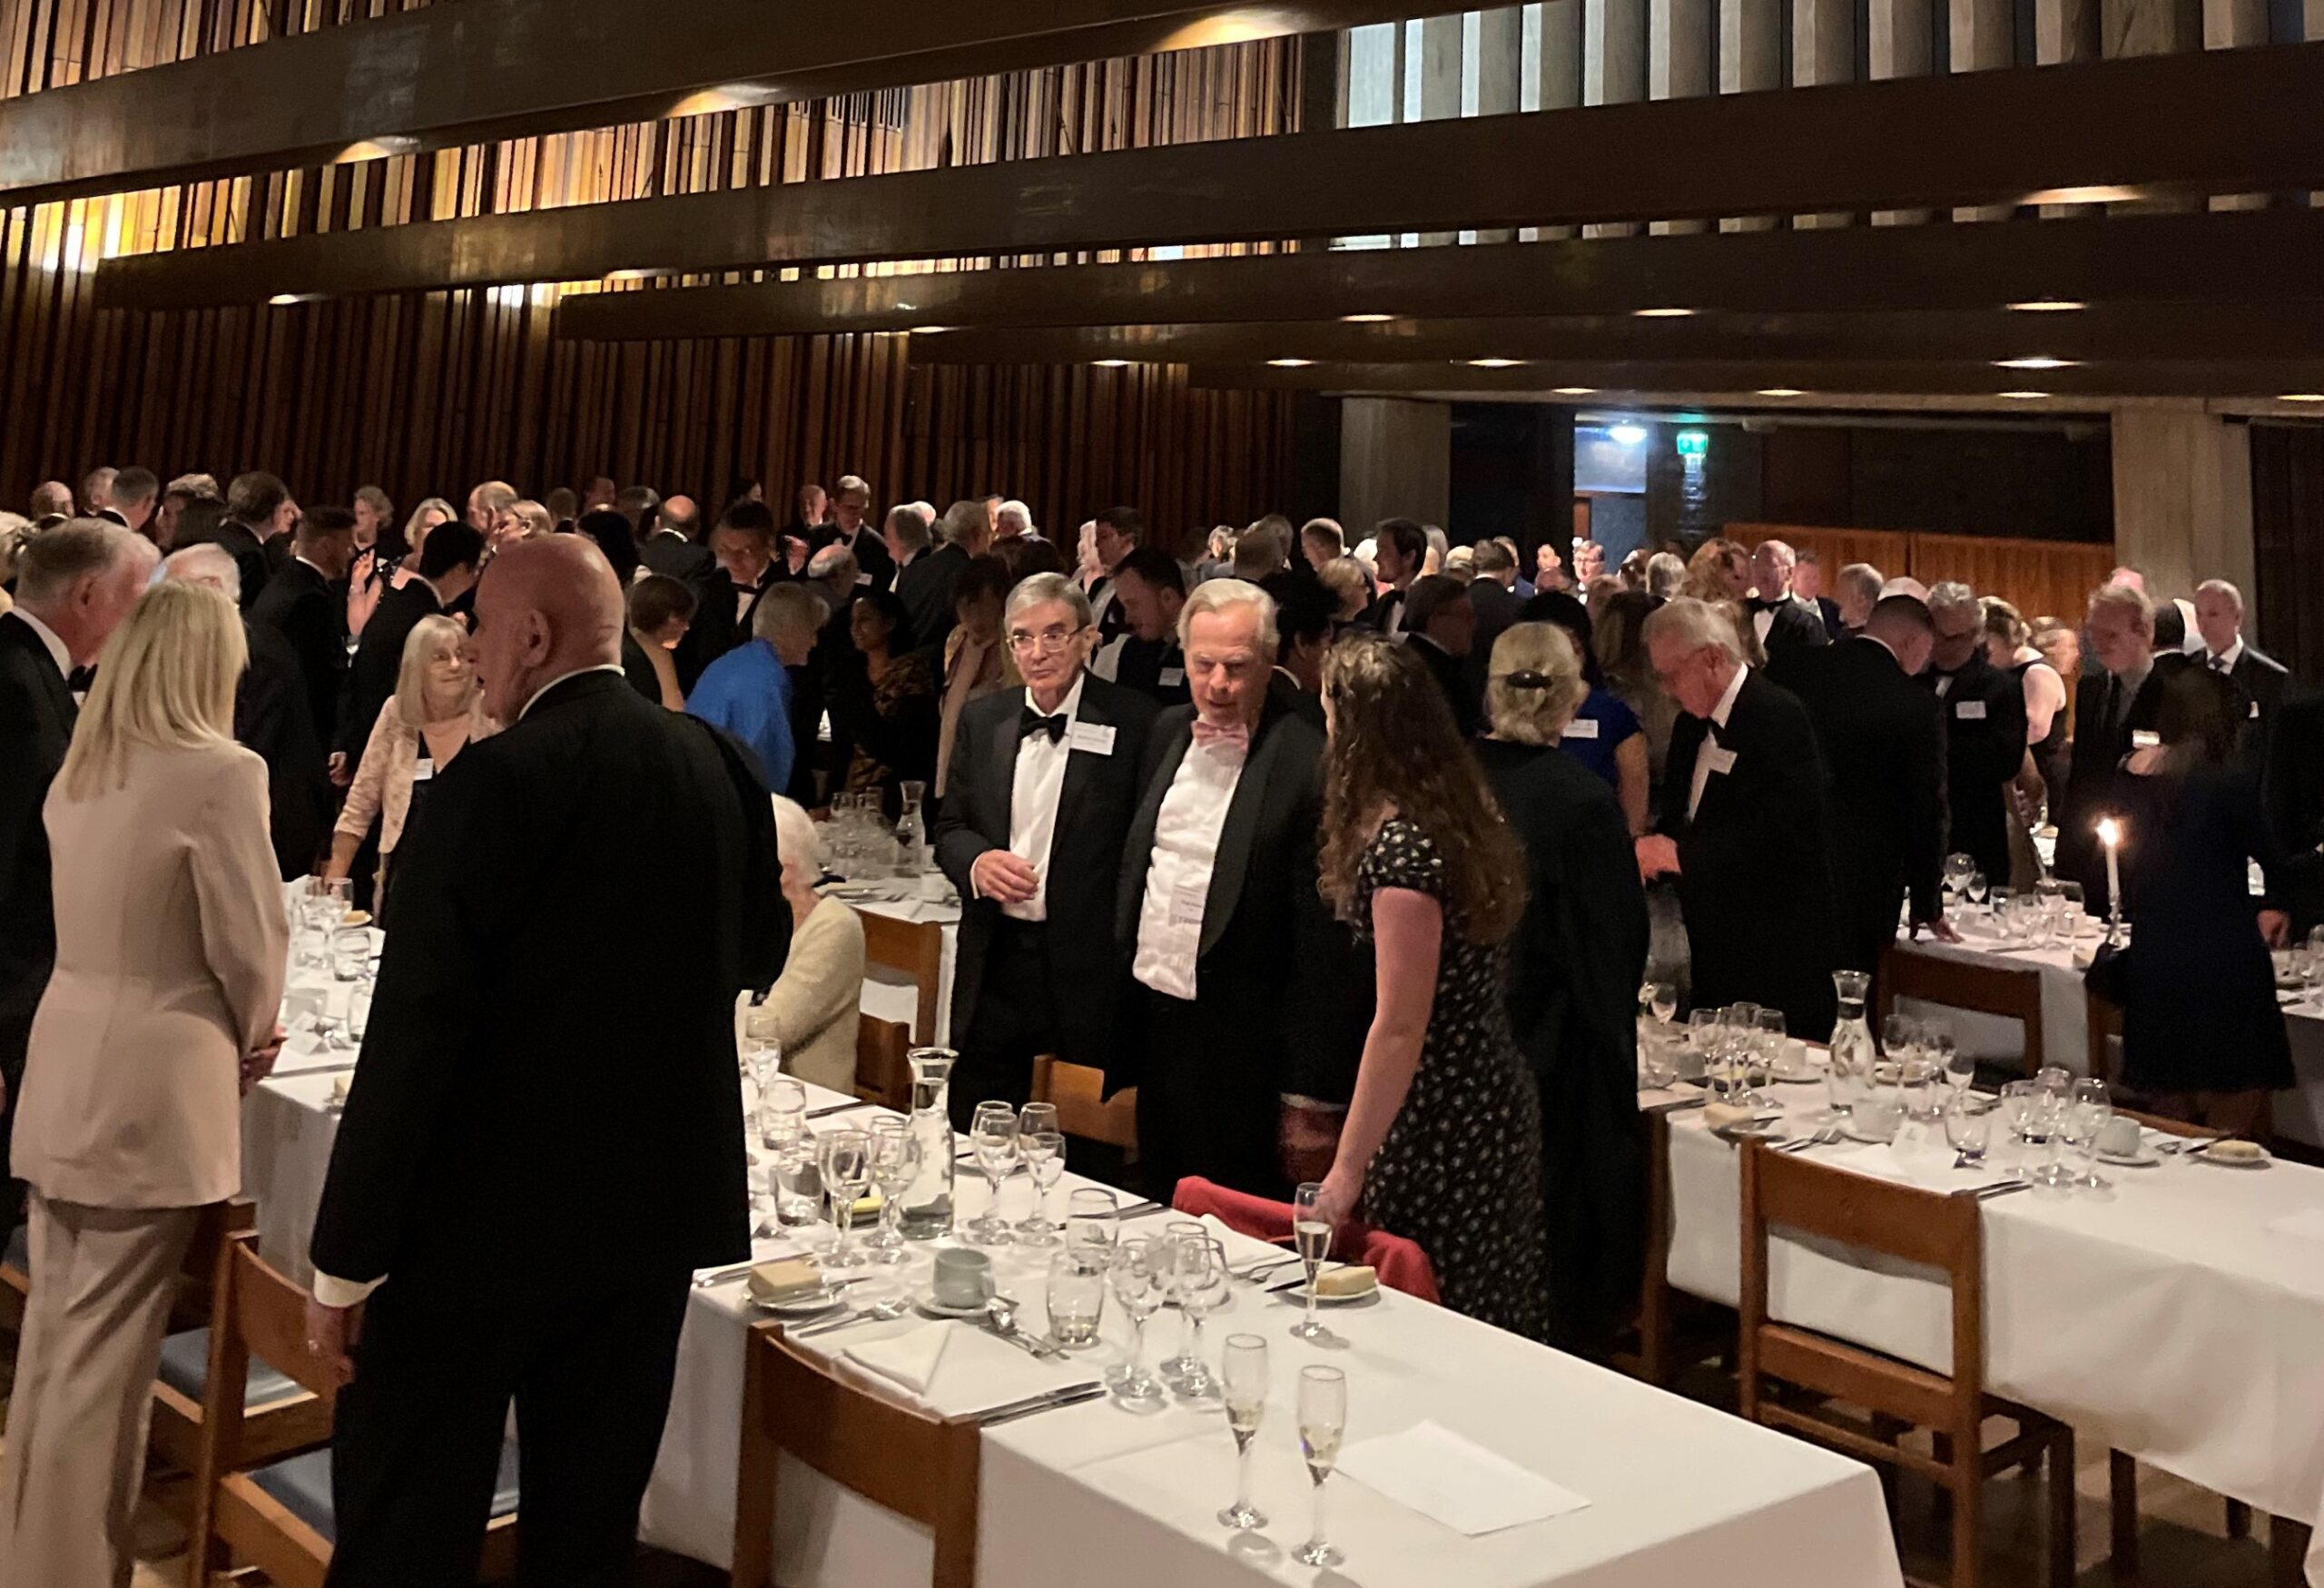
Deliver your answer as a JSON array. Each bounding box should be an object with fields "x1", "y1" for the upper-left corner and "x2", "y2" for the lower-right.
[{"x1": 745, "y1": 796, "x2": 866, "y2": 1092}]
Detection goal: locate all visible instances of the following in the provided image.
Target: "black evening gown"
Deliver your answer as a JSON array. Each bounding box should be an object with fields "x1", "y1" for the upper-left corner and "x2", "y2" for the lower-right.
[
  {"x1": 2116, "y1": 764, "x2": 2293, "y2": 1093},
  {"x1": 1354, "y1": 817, "x2": 1550, "y2": 1341}
]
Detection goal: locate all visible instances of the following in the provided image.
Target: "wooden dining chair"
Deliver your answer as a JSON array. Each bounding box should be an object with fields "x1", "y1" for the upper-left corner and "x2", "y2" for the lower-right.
[
  {"x1": 731, "y1": 1320, "x2": 981, "y2": 1588},
  {"x1": 1029, "y1": 1056, "x2": 1138, "y2": 1153},
  {"x1": 1738, "y1": 1141, "x2": 2076, "y2": 1588},
  {"x1": 858, "y1": 912, "x2": 946, "y2": 1046},
  {"x1": 854, "y1": 1012, "x2": 913, "y2": 1110},
  {"x1": 189, "y1": 1233, "x2": 518, "y2": 1588},
  {"x1": 1877, "y1": 946, "x2": 2046, "y2": 1078}
]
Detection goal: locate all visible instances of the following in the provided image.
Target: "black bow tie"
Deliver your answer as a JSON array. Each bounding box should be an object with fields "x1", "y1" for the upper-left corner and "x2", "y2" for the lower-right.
[
  {"x1": 1749, "y1": 597, "x2": 1784, "y2": 614},
  {"x1": 65, "y1": 666, "x2": 95, "y2": 694},
  {"x1": 1019, "y1": 708, "x2": 1068, "y2": 745}
]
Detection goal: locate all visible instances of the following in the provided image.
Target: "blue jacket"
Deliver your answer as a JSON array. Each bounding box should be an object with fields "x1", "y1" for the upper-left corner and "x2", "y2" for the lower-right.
[{"x1": 685, "y1": 639, "x2": 794, "y2": 794}]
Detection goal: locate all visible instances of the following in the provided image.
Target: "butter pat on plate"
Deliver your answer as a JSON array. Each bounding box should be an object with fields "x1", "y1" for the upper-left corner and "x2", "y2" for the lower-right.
[
  {"x1": 1314, "y1": 1265, "x2": 1379, "y2": 1299},
  {"x1": 747, "y1": 1257, "x2": 827, "y2": 1307}
]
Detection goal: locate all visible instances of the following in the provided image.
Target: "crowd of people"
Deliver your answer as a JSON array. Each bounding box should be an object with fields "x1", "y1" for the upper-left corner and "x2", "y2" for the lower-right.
[{"x1": 0, "y1": 461, "x2": 2307, "y2": 1584}]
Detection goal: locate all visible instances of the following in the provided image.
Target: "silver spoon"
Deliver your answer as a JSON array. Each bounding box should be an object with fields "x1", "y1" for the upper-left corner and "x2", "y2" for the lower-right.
[{"x1": 985, "y1": 1297, "x2": 1061, "y2": 1358}]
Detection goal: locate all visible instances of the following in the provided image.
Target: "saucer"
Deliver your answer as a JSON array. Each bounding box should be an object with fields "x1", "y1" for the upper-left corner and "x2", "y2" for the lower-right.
[
  {"x1": 751, "y1": 1287, "x2": 851, "y2": 1317},
  {"x1": 916, "y1": 1294, "x2": 994, "y2": 1319}
]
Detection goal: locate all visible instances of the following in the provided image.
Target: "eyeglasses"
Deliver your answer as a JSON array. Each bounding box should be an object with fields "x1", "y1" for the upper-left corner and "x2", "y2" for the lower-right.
[{"x1": 1009, "y1": 626, "x2": 1087, "y2": 654}]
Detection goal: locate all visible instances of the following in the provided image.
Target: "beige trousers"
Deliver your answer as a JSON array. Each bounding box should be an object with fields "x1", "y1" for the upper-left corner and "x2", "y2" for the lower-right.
[{"x1": 0, "y1": 1193, "x2": 198, "y2": 1588}]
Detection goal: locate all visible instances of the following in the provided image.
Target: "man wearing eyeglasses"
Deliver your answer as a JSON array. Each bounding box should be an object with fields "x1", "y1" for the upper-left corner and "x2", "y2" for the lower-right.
[{"x1": 933, "y1": 572, "x2": 1160, "y2": 1129}]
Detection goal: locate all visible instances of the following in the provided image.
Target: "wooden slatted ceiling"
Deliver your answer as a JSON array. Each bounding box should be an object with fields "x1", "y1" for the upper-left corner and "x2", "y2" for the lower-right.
[{"x1": 0, "y1": 3, "x2": 1299, "y2": 547}]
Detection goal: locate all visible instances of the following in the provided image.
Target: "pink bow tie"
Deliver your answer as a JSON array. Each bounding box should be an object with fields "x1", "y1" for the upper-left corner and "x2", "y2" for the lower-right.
[{"x1": 1191, "y1": 718, "x2": 1250, "y2": 750}]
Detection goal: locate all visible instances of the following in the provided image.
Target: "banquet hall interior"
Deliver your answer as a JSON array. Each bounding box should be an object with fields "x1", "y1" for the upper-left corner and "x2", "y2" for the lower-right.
[{"x1": 3, "y1": 0, "x2": 2324, "y2": 1585}]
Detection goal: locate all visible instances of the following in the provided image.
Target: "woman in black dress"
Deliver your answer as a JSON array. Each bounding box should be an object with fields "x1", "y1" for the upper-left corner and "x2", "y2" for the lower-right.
[
  {"x1": 2115, "y1": 663, "x2": 2292, "y2": 1138},
  {"x1": 1315, "y1": 633, "x2": 1547, "y2": 1339}
]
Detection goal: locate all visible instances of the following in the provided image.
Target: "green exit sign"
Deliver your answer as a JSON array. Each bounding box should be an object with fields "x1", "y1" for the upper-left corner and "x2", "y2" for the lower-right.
[{"x1": 1674, "y1": 429, "x2": 1710, "y2": 459}]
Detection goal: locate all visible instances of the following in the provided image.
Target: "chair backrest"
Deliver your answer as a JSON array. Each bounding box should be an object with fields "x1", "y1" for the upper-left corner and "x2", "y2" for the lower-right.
[
  {"x1": 2086, "y1": 988, "x2": 2122, "y2": 1087},
  {"x1": 1877, "y1": 947, "x2": 2045, "y2": 1075},
  {"x1": 204, "y1": 1234, "x2": 347, "y2": 1466},
  {"x1": 1738, "y1": 1141, "x2": 1985, "y2": 1421},
  {"x1": 1029, "y1": 1056, "x2": 1137, "y2": 1151},
  {"x1": 169, "y1": 1199, "x2": 258, "y2": 1331},
  {"x1": 855, "y1": 1014, "x2": 912, "y2": 1108},
  {"x1": 859, "y1": 912, "x2": 944, "y2": 1044},
  {"x1": 740, "y1": 1322, "x2": 979, "y2": 1587}
]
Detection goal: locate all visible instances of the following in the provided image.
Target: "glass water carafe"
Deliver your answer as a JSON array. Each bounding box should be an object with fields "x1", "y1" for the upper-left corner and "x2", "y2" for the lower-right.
[
  {"x1": 1827, "y1": 970, "x2": 1876, "y2": 1119},
  {"x1": 899, "y1": 1047, "x2": 957, "y2": 1238}
]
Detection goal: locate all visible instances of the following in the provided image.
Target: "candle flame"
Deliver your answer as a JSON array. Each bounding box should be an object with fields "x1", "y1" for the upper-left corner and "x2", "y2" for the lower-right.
[{"x1": 2096, "y1": 818, "x2": 2121, "y2": 846}]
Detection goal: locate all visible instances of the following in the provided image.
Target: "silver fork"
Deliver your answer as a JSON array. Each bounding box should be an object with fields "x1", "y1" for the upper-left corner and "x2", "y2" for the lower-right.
[{"x1": 1776, "y1": 1128, "x2": 1838, "y2": 1154}]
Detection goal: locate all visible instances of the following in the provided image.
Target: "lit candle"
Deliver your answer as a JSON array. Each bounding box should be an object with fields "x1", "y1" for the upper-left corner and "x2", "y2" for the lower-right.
[{"x1": 2097, "y1": 817, "x2": 2122, "y2": 910}]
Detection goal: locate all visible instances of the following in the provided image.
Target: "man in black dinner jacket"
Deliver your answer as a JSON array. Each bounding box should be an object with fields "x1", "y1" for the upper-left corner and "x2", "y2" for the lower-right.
[
  {"x1": 1640, "y1": 596, "x2": 1839, "y2": 1038},
  {"x1": 935, "y1": 571, "x2": 1158, "y2": 1125},
  {"x1": 304, "y1": 537, "x2": 787, "y2": 1588},
  {"x1": 1770, "y1": 594, "x2": 1952, "y2": 977},
  {"x1": 1114, "y1": 578, "x2": 1361, "y2": 1201},
  {"x1": 1924, "y1": 580, "x2": 2026, "y2": 893},
  {"x1": 332, "y1": 522, "x2": 483, "y2": 776},
  {"x1": 2193, "y1": 577, "x2": 2290, "y2": 767},
  {"x1": 0, "y1": 522, "x2": 155, "y2": 1230},
  {"x1": 2056, "y1": 581, "x2": 2168, "y2": 915},
  {"x1": 1746, "y1": 539, "x2": 1831, "y2": 662},
  {"x1": 251, "y1": 506, "x2": 356, "y2": 748}
]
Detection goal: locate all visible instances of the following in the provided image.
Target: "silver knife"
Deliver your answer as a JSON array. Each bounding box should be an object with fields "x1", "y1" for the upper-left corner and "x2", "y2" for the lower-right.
[
  {"x1": 808, "y1": 1100, "x2": 874, "y2": 1119},
  {"x1": 974, "y1": 1383, "x2": 1107, "y2": 1425},
  {"x1": 1972, "y1": 1180, "x2": 2034, "y2": 1200},
  {"x1": 1109, "y1": 1199, "x2": 1164, "y2": 1220}
]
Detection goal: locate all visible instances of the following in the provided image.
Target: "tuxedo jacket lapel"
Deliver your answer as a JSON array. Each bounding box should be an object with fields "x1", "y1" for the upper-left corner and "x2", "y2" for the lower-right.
[
  {"x1": 986, "y1": 693, "x2": 1022, "y2": 839},
  {"x1": 1200, "y1": 712, "x2": 1281, "y2": 959},
  {"x1": 1054, "y1": 682, "x2": 1111, "y2": 847}
]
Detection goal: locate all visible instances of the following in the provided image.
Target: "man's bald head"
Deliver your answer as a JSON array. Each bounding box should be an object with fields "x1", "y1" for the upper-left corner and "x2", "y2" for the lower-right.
[{"x1": 466, "y1": 536, "x2": 625, "y2": 722}]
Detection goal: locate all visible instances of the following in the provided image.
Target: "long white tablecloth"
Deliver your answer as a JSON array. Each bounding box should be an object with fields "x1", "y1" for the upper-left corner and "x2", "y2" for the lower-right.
[
  {"x1": 1891, "y1": 927, "x2": 2324, "y2": 1149},
  {"x1": 1660, "y1": 1081, "x2": 2324, "y2": 1534}
]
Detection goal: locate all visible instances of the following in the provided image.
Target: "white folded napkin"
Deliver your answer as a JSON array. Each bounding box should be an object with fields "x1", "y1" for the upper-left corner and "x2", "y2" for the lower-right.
[
  {"x1": 1337, "y1": 1420, "x2": 1590, "y2": 1537},
  {"x1": 845, "y1": 1322, "x2": 950, "y2": 1397}
]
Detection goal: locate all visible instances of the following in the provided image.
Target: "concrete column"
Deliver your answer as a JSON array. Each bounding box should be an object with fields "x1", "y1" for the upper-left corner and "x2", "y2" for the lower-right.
[
  {"x1": 1417, "y1": 14, "x2": 1465, "y2": 246},
  {"x1": 1650, "y1": 0, "x2": 1713, "y2": 233},
  {"x1": 1474, "y1": 7, "x2": 1524, "y2": 243},
  {"x1": 1719, "y1": 0, "x2": 1782, "y2": 231},
  {"x1": 2036, "y1": 0, "x2": 2101, "y2": 59},
  {"x1": 2110, "y1": 403, "x2": 2256, "y2": 602},
  {"x1": 1869, "y1": 0, "x2": 1934, "y2": 223},
  {"x1": 1341, "y1": 398, "x2": 1452, "y2": 536},
  {"x1": 1585, "y1": 0, "x2": 1649, "y2": 236},
  {"x1": 1793, "y1": 0, "x2": 1856, "y2": 227},
  {"x1": 1540, "y1": 0, "x2": 1587, "y2": 238}
]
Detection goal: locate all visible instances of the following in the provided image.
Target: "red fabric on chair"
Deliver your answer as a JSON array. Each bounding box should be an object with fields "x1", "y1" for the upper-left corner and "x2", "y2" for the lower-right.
[{"x1": 1169, "y1": 1178, "x2": 1442, "y2": 1304}]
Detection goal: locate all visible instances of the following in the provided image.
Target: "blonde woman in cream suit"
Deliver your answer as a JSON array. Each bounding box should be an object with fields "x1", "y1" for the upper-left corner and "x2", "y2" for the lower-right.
[
  {"x1": 0, "y1": 578, "x2": 287, "y2": 1588},
  {"x1": 743, "y1": 795, "x2": 864, "y2": 1092}
]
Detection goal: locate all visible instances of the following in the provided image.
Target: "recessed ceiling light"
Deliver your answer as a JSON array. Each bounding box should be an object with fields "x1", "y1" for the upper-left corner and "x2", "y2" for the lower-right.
[
  {"x1": 1467, "y1": 358, "x2": 1522, "y2": 368},
  {"x1": 1609, "y1": 423, "x2": 1650, "y2": 446},
  {"x1": 1998, "y1": 390, "x2": 2052, "y2": 399},
  {"x1": 2279, "y1": 392, "x2": 2324, "y2": 403},
  {"x1": 2022, "y1": 185, "x2": 2145, "y2": 207},
  {"x1": 909, "y1": 324, "x2": 950, "y2": 334},
  {"x1": 267, "y1": 293, "x2": 305, "y2": 307},
  {"x1": 1093, "y1": 359, "x2": 1132, "y2": 368},
  {"x1": 1341, "y1": 313, "x2": 1394, "y2": 323},
  {"x1": 1268, "y1": 358, "x2": 1314, "y2": 367},
  {"x1": 1756, "y1": 388, "x2": 1808, "y2": 398},
  {"x1": 2007, "y1": 299, "x2": 2087, "y2": 312},
  {"x1": 1551, "y1": 387, "x2": 1597, "y2": 396},
  {"x1": 1995, "y1": 356, "x2": 2078, "y2": 370},
  {"x1": 1634, "y1": 307, "x2": 1697, "y2": 319}
]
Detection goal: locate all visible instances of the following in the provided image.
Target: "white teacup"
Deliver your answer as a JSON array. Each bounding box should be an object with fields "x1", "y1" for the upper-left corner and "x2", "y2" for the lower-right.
[
  {"x1": 2096, "y1": 1117, "x2": 2142, "y2": 1158},
  {"x1": 1849, "y1": 1097, "x2": 1904, "y2": 1142},
  {"x1": 932, "y1": 1248, "x2": 994, "y2": 1309}
]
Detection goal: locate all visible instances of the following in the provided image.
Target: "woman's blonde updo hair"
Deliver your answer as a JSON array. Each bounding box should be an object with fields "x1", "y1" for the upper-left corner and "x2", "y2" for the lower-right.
[
  {"x1": 58, "y1": 579, "x2": 244, "y2": 801},
  {"x1": 1484, "y1": 622, "x2": 1589, "y2": 746}
]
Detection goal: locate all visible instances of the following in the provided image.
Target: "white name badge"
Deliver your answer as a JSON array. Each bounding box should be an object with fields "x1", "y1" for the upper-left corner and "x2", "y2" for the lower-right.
[
  {"x1": 412, "y1": 758, "x2": 435, "y2": 782},
  {"x1": 1955, "y1": 699, "x2": 1987, "y2": 721},
  {"x1": 2251, "y1": 700, "x2": 2262, "y2": 720},
  {"x1": 2132, "y1": 729, "x2": 2162, "y2": 750},
  {"x1": 1169, "y1": 879, "x2": 1207, "y2": 927},
  {"x1": 1068, "y1": 721, "x2": 1117, "y2": 756},
  {"x1": 1561, "y1": 717, "x2": 1600, "y2": 740},
  {"x1": 1703, "y1": 745, "x2": 1738, "y2": 776},
  {"x1": 1158, "y1": 667, "x2": 1186, "y2": 686},
  {"x1": 854, "y1": 572, "x2": 873, "y2": 587}
]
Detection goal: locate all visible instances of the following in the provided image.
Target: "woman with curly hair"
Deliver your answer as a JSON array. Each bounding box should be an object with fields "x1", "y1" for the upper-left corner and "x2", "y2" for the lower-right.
[{"x1": 1314, "y1": 632, "x2": 1546, "y2": 1338}]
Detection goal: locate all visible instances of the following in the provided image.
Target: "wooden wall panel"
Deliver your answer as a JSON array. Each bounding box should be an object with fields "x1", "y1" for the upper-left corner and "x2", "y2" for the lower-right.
[
  {"x1": 0, "y1": 0, "x2": 1296, "y2": 534},
  {"x1": 1731, "y1": 522, "x2": 2114, "y2": 624}
]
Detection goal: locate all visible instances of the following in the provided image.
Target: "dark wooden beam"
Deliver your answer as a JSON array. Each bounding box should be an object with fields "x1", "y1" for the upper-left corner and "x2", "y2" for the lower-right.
[
  {"x1": 96, "y1": 43, "x2": 2324, "y2": 311},
  {"x1": 898, "y1": 301, "x2": 2324, "y2": 366},
  {"x1": 1, "y1": 0, "x2": 1437, "y2": 207},
  {"x1": 1183, "y1": 360, "x2": 2324, "y2": 399},
  {"x1": 552, "y1": 209, "x2": 2324, "y2": 340}
]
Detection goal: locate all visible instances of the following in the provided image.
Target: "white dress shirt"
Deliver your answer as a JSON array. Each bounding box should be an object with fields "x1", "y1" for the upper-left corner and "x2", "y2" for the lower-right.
[
  {"x1": 1132, "y1": 726, "x2": 1248, "y2": 1001},
  {"x1": 2208, "y1": 637, "x2": 2244, "y2": 674},
  {"x1": 996, "y1": 675, "x2": 1084, "y2": 922},
  {"x1": 1686, "y1": 663, "x2": 1750, "y2": 823}
]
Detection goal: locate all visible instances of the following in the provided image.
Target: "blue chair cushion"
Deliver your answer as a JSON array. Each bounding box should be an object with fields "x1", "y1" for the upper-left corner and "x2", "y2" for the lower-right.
[
  {"x1": 250, "y1": 1440, "x2": 519, "y2": 1544},
  {"x1": 4, "y1": 1223, "x2": 25, "y2": 1273},
  {"x1": 156, "y1": 1328, "x2": 308, "y2": 1409}
]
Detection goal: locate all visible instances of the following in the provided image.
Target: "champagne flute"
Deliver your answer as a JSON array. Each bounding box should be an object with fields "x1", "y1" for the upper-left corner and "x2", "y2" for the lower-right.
[
  {"x1": 1295, "y1": 1366, "x2": 1347, "y2": 1568},
  {"x1": 864, "y1": 1118, "x2": 919, "y2": 1263},
  {"x1": 967, "y1": 1101, "x2": 1019, "y2": 1246},
  {"x1": 1216, "y1": 1335, "x2": 1270, "y2": 1530},
  {"x1": 1289, "y1": 1182, "x2": 1334, "y2": 1344},
  {"x1": 819, "y1": 1129, "x2": 872, "y2": 1267},
  {"x1": 1016, "y1": 1103, "x2": 1065, "y2": 1243}
]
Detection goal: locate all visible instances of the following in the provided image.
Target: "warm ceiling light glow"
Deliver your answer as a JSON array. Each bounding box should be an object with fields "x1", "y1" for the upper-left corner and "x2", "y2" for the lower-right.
[
  {"x1": 1756, "y1": 388, "x2": 1808, "y2": 398},
  {"x1": 267, "y1": 293, "x2": 313, "y2": 306},
  {"x1": 1468, "y1": 358, "x2": 1522, "y2": 368},
  {"x1": 1093, "y1": 359, "x2": 1133, "y2": 368},
  {"x1": 2022, "y1": 185, "x2": 2146, "y2": 207},
  {"x1": 1551, "y1": 387, "x2": 1597, "y2": 395},
  {"x1": 332, "y1": 136, "x2": 419, "y2": 163},
  {"x1": 908, "y1": 325, "x2": 951, "y2": 334},
  {"x1": 2007, "y1": 299, "x2": 2087, "y2": 312},
  {"x1": 1341, "y1": 313, "x2": 1395, "y2": 323},
  {"x1": 1998, "y1": 390, "x2": 2052, "y2": 399},
  {"x1": 1268, "y1": 358, "x2": 1314, "y2": 367},
  {"x1": 1609, "y1": 423, "x2": 1650, "y2": 446},
  {"x1": 1634, "y1": 307, "x2": 1696, "y2": 319},
  {"x1": 1995, "y1": 356, "x2": 2079, "y2": 370},
  {"x1": 2279, "y1": 393, "x2": 2324, "y2": 403},
  {"x1": 606, "y1": 269, "x2": 658, "y2": 283}
]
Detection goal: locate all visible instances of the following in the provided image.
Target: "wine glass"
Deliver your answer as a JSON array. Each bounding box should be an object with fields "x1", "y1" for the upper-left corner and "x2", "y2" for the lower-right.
[
  {"x1": 1751, "y1": 1007, "x2": 1787, "y2": 1096},
  {"x1": 1016, "y1": 1104, "x2": 1066, "y2": 1243},
  {"x1": 346, "y1": 977, "x2": 371, "y2": 1046},
  {"x1": 1157, "y1": 1222, "x2": 1205, "y2": 1385},
  {"x1": 1944, "y1": 1091, "x2": 1994, "y2": 1167},
  {"x1": 1067, "y1": 1187, "x2": 1118, "y2": 1256},
  {"x1": 1217, "y1": 1335, "x2": 1270, "y2": 1530},
  {"x1": 966, "y1": 1101, "x2": 1019, "y2": 1246},
  {"x1": 1108, "y1": 1238, "x2": 1167, "y2": 1405},
  {"x1": 2067, "y1": 1078, "x2": 2112, "y2": 1190},
  {"x1": 1943, "y1": 852, "x2": 1975, "y2": 911},
  {"x1": 819, "y1": 1129, "x2": 872, "y2": 1267},
  {"x1": 1174, "y1": 1238, "x2": 1231, "y2": 1400},
  {"x1": 864, "y1": 1118, "x2": 920, "y2": 1264},
  {"x1": 1932, "y1": 1028, "x2": 1973, "y2": 1097},
  {"x1": 1289, "y1": 1182, "x2": 1334, "y2": 1344},
  {"x1": 1295, "y1": 1366, "x2": 1348, "y2": 1569},
  {"x1": 1965, "y1": 869, "x2": 1990, "y2": 917}
]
